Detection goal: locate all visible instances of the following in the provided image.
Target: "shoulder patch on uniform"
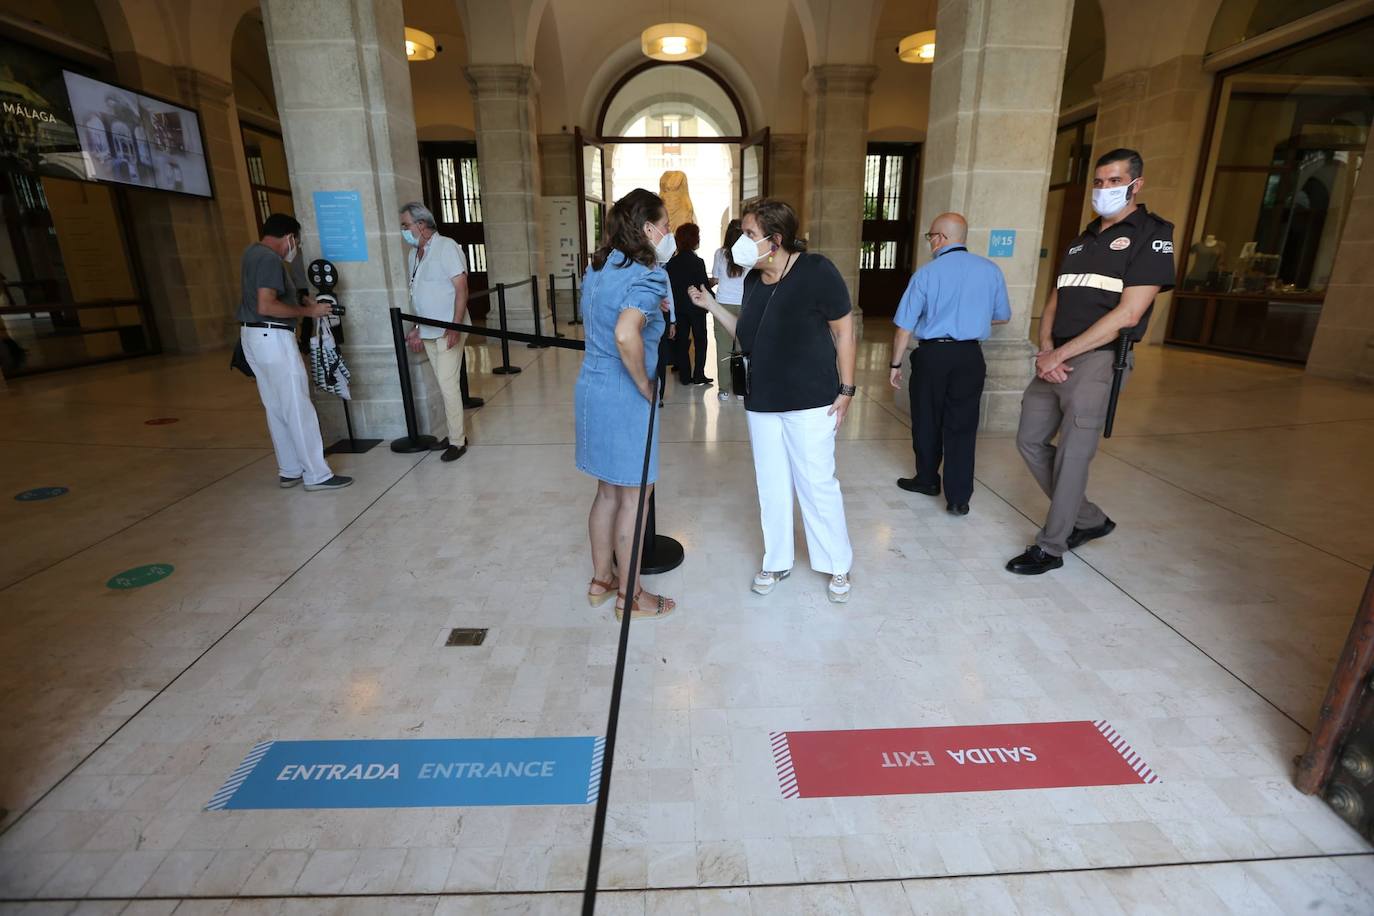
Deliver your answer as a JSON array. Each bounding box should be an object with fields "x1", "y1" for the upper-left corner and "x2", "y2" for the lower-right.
[
  {"x1": 1109, "y1": 237, "x2": 1131, "y2": 251},
  {"x1": 1068, "y1": 244, "x2": 1084, "y2": 255}
]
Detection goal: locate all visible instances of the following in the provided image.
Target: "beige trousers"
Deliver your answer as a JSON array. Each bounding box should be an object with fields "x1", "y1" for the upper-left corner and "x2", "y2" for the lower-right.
[{"x1": 423, "y1": 334, "x2": 467, "y2": 444}]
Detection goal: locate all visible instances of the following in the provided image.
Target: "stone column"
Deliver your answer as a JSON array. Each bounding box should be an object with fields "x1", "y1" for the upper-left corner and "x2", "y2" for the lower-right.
[
  {"x1": 916, "y1": 0, "x2": 1072, "y2": 430},
  {"x1": 262, "y1": 0, "x2": 434, "y2": 440},
  {"x1": 1091, "y1": 57, "x2": 1213, "y2": 344},
  {"x1": 1307, "y1": 127, "x2": 1374, "y2": 381},
  {"x1": 466, "y1": 65, "x2": 546, "y2": 333},
  {"x1": 803, "y1": 66, "x2": 878, "y2": 315}
]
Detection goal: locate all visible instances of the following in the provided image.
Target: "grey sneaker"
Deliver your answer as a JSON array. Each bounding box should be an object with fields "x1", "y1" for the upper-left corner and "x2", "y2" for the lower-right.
[
  {"x1": 752, "y1": 569, "x2": 791, "y2": 595},
  {"x1": 278, "y1": 476, "x2": 302, "y2": 489},
  {"x1": 304, "y1": 475, "x2": 353, "y2": 492},
  {"x1": 827, "y1": 573, "x2": 851, "y2": 604}
]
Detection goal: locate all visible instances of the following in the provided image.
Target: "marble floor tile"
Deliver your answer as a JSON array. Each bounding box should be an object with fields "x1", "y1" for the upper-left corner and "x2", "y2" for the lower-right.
[{"x1": 1, "y1": 329, "x2": 1372, "y2": 912}]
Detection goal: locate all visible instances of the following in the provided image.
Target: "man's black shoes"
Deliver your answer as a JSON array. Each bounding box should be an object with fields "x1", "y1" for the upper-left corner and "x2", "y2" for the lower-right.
[
  {"x1": 947, "y1": 503, "x2": 969, "y2": 516},
  {"x1": 1006, "y1": 546, "x2": 1063, "y2": 575},
  {"x1": 441, "y1": 439, "x2": 468, "y2": 462},
  {"x1": 1068, "y1": 517, "x2": 1116, "y2": 549},
  {"x1": 897, "y1": 477, "x2": 940, "y2": 496}
]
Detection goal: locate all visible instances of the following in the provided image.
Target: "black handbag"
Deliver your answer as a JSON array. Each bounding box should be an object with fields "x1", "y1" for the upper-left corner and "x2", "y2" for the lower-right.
[{"x1": 230, "y1": 340, "x2": 255, "y2": 378}]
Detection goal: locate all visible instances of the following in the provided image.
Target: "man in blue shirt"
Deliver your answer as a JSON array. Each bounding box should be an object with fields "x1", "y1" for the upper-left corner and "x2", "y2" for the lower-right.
[{"x1": 888, "y1": 212, "x2": 1011, "y2": 515}]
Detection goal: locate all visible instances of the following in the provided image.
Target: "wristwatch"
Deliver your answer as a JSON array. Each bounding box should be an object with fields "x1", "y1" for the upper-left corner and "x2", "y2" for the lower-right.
[
  {"x1": 839, "y1": 384, "x2": 856, "y2": 397},
  {"x1": 889, "y1": 362, "x2": 902, "y2": 369}
]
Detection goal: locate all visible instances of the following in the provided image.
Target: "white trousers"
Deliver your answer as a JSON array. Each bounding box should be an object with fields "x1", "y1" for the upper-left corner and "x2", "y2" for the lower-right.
[
  {"x1": 746, "y1": 406, "x2": 853, "y2": 575},
  {"x1": 422, "y1": 334, "x2": 467, "y2": 444},
  {"x1": 240, "y1": 327, "x2": 333, "y2": 485}
]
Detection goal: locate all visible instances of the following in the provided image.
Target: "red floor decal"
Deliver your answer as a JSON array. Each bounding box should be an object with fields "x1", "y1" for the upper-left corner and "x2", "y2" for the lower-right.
[{"x1": 771, "y1": 720, "x2": 1157, "y2": 799}]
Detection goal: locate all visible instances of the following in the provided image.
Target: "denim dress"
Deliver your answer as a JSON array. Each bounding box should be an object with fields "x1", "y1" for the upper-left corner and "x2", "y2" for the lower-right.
[{"x1": 575, "y1": 250, "x2": 669, "y2": 486}]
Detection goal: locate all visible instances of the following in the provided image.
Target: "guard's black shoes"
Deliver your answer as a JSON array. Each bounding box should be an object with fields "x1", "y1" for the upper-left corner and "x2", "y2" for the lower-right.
[
  {"x1": 897, "y1": 477, "x2": 940, "y2": 496},
  {"x1": 1006, "y1": 545, "x2": 1063, "y2": 575},
  {"x1": 441, "y1": 439, "x2": 468, "y2": 463},
  {"x1": 947, "y1": 503, "x2": 969, "y2": 516},
  {"x1": 1068, "y1": 517, "x2": 1116, "y2": 549},
  {"x1": 430, "y1": 437, "x2": 450, "y2": 451},
  {"x1": 463, "y1": 397, "x2": 485, "y2": 409}
]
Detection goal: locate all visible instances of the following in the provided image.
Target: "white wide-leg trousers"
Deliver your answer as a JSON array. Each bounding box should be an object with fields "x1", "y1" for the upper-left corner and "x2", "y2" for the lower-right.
[
  {"x1": 241, "y1": 327, "x2": 334, "y2": 485},
  {"x1": 746, "y1": 405, "x2": 853, "y2": 575}
]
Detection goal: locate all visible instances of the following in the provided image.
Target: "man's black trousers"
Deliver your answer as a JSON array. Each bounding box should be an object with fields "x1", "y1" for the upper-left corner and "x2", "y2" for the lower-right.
[
  {"x1": 909, "y1": 340, "x2": 986, "y2": 507},
  {"x1": 675, "y1": 307, "x2": 709, "y2": 383}
]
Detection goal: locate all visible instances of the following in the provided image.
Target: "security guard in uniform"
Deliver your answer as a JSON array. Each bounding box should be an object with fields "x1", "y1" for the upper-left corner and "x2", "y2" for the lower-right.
[{"x1": 1007, "y1": 148, "x2": 1174, "y2": 575}]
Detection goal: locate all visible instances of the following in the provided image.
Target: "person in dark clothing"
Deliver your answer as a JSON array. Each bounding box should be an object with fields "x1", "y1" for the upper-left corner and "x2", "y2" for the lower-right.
[{"x1": 665, "y1": 223, "x2": 712, "y2": 386}]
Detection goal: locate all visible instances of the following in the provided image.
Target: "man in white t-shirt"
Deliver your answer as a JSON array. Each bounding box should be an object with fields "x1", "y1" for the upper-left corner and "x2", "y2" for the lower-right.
[{"x1": 401, "y1": 201, "x2": 470, "y2": 462}]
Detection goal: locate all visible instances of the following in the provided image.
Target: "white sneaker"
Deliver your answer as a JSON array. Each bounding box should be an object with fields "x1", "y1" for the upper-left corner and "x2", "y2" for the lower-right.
[
  {"x1": 718, "y1": 390, "x2": 730, "y2": 402},
  {"x1": 752, "y1": 569, "x2": 791, "y2": 595},
  {"x1": 827, "y1": 573, "x2": 851, "y2": 604}
]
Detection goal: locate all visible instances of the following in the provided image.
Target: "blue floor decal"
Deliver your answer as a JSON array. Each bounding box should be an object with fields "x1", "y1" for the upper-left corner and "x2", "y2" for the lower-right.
[{"x1": 207, "y1": 737, "x2": 606, "y2": 810}]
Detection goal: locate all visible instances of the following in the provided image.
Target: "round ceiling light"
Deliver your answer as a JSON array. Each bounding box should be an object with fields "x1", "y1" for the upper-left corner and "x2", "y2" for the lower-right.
[
  {"x1": 641, "y1": 23, "x2": 707, "y2": 62},
  {"x1": 405, "y1": 27, "x2": 437, "y2": 62},
  {"x1": 898, "y1": 30, "x2": 936, "y2": 64}
]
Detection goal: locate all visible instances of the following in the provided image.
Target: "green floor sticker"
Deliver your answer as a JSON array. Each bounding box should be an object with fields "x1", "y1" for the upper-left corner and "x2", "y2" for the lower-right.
[{"x1": 106, "y1": 563, "x2": 175, "y2": 589}]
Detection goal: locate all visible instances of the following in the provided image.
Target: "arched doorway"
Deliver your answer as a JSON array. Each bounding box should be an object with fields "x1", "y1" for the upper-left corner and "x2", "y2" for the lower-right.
[{"x1": 577, "y1": 61, "x2": 766, "y2": 265}]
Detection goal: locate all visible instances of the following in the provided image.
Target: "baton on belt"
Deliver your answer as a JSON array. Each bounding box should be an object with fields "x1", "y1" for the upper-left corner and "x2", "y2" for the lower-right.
[{"x1": 1103, "y1": 330, "x2": 1132, "y2": 439}]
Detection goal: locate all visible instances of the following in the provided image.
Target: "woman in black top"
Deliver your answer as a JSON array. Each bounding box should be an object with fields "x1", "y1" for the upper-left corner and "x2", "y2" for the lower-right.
[
  {"x1": 688, "y1": 198, "x2": 857, "y2": 604},
  {"x1": 665, "y1": 223, "x2": 712, "y2": 386}
]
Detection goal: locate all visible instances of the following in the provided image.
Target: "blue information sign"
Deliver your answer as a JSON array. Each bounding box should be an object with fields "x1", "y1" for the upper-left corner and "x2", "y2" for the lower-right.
[
  {"x1": 989, "y1": 229, "x2": 1016, "y2": 258},
  {"x1": 207, "y1": 737, "x2": 605, "y2": 811},
  {"x1": 15, "y1": 486, "x2": 68, "y2": 501},
  {"x1": 313, "y1": 190, "x2": 369, "y2": 262}
]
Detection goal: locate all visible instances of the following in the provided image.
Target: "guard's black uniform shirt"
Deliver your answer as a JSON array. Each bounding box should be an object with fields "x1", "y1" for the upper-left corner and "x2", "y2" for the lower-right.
[{"x1": 1054, "y1": 203, "x2": 1175, "y2": 346}]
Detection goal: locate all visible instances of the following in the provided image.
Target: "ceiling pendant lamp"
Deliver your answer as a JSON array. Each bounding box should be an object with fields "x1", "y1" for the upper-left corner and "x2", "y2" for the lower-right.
[
  {"x1": 898, "y1": 30, "x2": 936, "y2": 64},
  {"x1": 641, "y1": 23, "x2": 707, "y2": 62},
  {"x1": 405, "y1": 27, "x2": 437, "y2": 62}
]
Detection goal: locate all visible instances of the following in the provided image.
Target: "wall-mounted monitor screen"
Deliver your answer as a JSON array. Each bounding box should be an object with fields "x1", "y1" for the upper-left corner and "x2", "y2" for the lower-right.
[{"x1": 63, "y1": 71, "x2": 212, "y2": 198}]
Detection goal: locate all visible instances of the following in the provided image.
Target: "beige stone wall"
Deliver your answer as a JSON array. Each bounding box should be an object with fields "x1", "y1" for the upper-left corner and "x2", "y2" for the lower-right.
[
  {"x1": 110, "y1": 55, "x2": 255, "y2": 354},
  {"x1": 1307, "y1": 128, "x2": 1374, "y2": 382},
  {"x1": 770, "y1": 134, "x2": 807, "y2": 226},
  {"x1": 539, "y1": 133, "x2": 577, "y2": 198},
  {"x1": 1090, "y1": 56, "x2": 1214, "y2": 344},
  {"x1": 917, "y1": 0, "x2": 1072, "y2": 431},
  {"x1": 803, "y1": 65, "x2": 878, "y2": 314}
]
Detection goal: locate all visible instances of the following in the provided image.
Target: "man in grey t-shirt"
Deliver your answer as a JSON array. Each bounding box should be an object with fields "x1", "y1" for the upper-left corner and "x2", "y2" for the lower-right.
[{"x1": 237, "y1": 213, "x2": 352, "y2": 491}]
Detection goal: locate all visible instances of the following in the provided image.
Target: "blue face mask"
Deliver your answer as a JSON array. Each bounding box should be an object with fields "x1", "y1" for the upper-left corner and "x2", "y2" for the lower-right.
[{"x1": 402, "y1": 228, "x2": 419, "y2": 247}]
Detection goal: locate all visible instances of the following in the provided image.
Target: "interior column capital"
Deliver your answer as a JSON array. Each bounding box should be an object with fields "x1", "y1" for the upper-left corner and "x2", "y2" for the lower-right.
[
  {"x1": 803, "y1": 64, "x2": 880, "y2": 97},
  {"x1": 463, "y1": 64, "x2": 540, "y2": 99}
]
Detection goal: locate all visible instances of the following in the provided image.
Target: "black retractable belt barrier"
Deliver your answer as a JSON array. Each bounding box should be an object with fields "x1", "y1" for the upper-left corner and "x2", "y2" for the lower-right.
[
  {"x1": 569, "y1": 270, "x2": 583, "y2": 326},
  {"x1": 387, "y1": 307, "x2": 439, "y2": 453},
  {"x1": 546, "y1": 274, "x2": 568, "y2": 339},
  {"x1": 491, "y1": 283, "x2": 522, "y2": 375},
  {"x1": 527, "y1": 274, "x2": 548, "y2": 350}
]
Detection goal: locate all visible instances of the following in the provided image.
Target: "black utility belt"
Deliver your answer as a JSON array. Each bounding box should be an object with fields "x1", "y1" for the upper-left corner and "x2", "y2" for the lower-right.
[
  {"x1": 918, "y1": 337, "x2": 979, "y2": 344},
  {"x1": 1053, "y1": 336, "x2": 1135, "y2": 353},
  {"x1": 242, "y1": 322, "x2": 294, "y2": 331}
]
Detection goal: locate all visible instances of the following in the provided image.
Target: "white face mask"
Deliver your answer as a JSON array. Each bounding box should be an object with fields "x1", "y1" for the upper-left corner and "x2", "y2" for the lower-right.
[
  {"x1": 1092, "y1": 179, "x2": 1138, "y2": 218},
  {"x1": 731, "y1": 233, "x2": 770, "y2": 270},
  {"x1": 648, "y1": 224, "x2": 675, "y2": 264}
]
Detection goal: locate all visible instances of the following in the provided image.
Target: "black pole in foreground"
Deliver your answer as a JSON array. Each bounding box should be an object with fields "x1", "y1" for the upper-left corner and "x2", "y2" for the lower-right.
[
  {"x1": 1103, "y1": 330, "x2": 1132, "y2": 439},
  {"x1": 569, "y1": 272, "x2": 583, "y2": 326},
  {"x1": 581, "y1": 393, "x2": 659, "y2": 916},
  {"x1": 492, "y1": 284, "x2": 522, "y2": 375},
  {"x1": 387, "y1": 306, "x2": 438, "y2": 453}
]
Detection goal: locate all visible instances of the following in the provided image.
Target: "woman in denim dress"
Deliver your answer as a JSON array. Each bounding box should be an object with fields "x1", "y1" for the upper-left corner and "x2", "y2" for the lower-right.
[{"x1": 576, "y1": 188, "x2": 677, "y2": 620}]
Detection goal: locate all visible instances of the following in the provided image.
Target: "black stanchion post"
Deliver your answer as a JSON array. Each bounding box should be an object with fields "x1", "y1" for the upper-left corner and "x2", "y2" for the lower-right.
[
  {"x1": 491, "y1": 283, "x2": 522, "y2": 375},
  {"x1": 527, "y1": 274, "x2": 548, "y2": 349},
  {"x1": 387, "y1": 306, "x2": 439, "y2": 453},
  {"x1": 640, "y1": 490, "x2": 684, "y2": 575},
  {"x1": 569, "y1": 271, "x2": 582, "y2": 326}
]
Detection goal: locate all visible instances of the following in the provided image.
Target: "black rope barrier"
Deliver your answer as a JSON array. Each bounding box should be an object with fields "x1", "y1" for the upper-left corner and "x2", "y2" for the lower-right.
[{"x1": 546, "y1": 273, "x2": 570, "y2": 340}]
